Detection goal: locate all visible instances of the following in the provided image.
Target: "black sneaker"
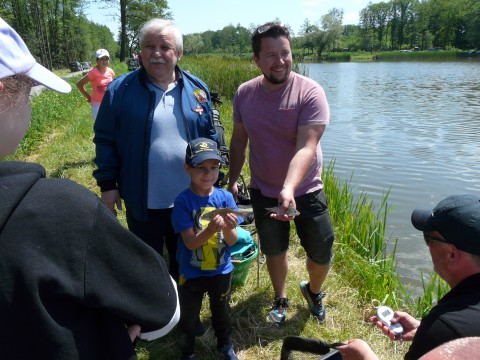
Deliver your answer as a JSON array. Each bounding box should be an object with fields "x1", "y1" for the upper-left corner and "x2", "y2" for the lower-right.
[
  {"x1": 266, "y1": 297, "x2": 289, "y2": 324},
  {"x1": 217, "y1": 343, "x2": 238, "y2": 360},
  {"x1": 300, "y1": 280, "x2": 326, "y2": 323}
]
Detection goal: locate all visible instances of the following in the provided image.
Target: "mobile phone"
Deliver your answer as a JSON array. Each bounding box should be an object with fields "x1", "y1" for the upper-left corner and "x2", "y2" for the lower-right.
[{"x1": 376, "y1": 305, "x2": 403, "y2": 336}]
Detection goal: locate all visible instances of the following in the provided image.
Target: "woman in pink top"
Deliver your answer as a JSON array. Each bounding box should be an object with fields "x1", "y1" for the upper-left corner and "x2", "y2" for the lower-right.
[{"x1": 76, "y1": 48, "x2": 115, "y2": 120}]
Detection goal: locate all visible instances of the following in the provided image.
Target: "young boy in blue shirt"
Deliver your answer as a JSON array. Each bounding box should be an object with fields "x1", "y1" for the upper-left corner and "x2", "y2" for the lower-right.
[{"x1": 172, "y1": 138, "x2": 239, "y2": 360}]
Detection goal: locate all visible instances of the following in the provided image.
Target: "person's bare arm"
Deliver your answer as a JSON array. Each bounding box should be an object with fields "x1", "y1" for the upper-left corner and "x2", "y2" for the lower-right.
[
  {"x1": 272, "y1": 124, "x2": 325, "y2": 221},
  {"x1": 76, "y1": 75, "x2": 91, "y2": 102}
]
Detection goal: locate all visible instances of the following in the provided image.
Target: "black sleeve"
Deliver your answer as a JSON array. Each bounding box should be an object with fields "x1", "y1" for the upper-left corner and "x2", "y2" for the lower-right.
[
  {"x1": 404, "y1": 316, "x2": 458, "y2": 360},
  {"x1": 84, "y1": 198, "x2": 178, "y2": 333}
]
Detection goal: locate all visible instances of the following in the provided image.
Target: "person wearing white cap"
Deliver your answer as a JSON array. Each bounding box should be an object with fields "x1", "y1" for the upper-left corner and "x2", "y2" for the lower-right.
[
  {"x1": 76, "y1": 48, "x2": 115, "y2": 120},
  {"x1": 0, "y1": 18, "x2": 179, "y2": 359}
]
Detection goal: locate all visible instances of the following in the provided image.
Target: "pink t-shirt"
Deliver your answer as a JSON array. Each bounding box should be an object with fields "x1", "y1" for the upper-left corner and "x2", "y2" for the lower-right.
[
  {"x1": 233, "y1": 72, "x2": 330, "y2": 198},
  {"x1": 87, "y1": 67, "x2": 115, "y2": 105}
]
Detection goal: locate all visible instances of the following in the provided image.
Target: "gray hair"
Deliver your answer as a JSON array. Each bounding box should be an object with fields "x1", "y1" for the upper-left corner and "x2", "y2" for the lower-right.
[{"x1": 139, "y1": 19, "x2": 183, "y2": 53}]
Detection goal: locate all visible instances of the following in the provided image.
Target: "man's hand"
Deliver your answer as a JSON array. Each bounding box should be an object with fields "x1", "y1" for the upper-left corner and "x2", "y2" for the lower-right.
[
  {"x1": 336, "y1": 339, "x2": 380, "y2": 360},
  {"x1": 127, "y1": 324, "x2": 141, "y2": 342},
  {"x1": 100, "y1": 189, "x2": 122, "y2": 216},
  {"x1": 270, "y1": 186, "x2": 297, "y2": 221},
  {"x1": 370, "y1": 311, "x2": 420, "y2": 341}
]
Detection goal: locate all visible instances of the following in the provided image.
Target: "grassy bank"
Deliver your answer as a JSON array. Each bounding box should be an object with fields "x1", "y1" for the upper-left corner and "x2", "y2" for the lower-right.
[{"x1": 9, "y1": 56, "x2": 449, "y2": 359}]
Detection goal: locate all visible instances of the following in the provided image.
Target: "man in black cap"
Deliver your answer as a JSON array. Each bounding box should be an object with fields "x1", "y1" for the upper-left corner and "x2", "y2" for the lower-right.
[{"x1": 338, "y1": 194, "x2": 480, "y2": 360}]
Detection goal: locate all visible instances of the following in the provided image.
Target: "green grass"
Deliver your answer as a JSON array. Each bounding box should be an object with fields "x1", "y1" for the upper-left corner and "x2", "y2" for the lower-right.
[{"x1": 10, "y1": 55, "x2": 451, "y2": 359}]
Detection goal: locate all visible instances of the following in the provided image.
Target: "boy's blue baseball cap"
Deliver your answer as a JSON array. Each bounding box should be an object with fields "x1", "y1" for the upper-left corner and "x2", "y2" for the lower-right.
[
  {"x1": 185, "y1": 138, "x2": 224, "y2": 168},
  {"x1": 411, "y1": 194, "x2": 480, "y2": 255}
]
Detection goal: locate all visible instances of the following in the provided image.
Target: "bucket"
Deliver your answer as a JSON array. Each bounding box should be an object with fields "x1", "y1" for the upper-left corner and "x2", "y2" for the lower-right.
[
  {"x1": 230, "y1": 227, "x2": 258, "y2": 286},
  {"x1": 231, "y1": 242, "x2": 258, "y2": 286}
]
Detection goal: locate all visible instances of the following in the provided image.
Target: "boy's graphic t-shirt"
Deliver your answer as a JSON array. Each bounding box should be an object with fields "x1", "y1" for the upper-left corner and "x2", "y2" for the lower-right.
[{"x1": 172, "y1": 187, "x2": 237, "y2": 279}]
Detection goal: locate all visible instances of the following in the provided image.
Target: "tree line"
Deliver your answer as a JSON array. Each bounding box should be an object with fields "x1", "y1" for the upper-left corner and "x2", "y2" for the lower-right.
[
  {"x1": 1, "y1": 0, "x2": 170, "y2": 69},
  {"x1": 184, "y1": 0, "x2": 480, "y2": 56},
  {"x1": 1, "y1": 0, "x2": 479, "y2": 70}
]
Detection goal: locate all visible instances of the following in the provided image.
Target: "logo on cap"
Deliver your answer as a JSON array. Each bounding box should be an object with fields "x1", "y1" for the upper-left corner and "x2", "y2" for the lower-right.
[{"x1": 186, "y1": 137, "x2": 224, "y2": 168}]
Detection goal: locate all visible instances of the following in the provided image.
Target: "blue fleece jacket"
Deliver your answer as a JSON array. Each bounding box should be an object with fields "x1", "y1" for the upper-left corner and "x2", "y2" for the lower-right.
[{"x1": 93, "y1": 66, "x2": 218, "y2": 221}]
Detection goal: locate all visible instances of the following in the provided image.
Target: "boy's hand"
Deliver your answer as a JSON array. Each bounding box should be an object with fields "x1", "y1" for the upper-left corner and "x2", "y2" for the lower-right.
[
  {"x1": 222, "y1": 212, "x2": 238, "y2": 230},
  {"x1": 206, "y1": 214, "x2": 225, "y2": 233}
]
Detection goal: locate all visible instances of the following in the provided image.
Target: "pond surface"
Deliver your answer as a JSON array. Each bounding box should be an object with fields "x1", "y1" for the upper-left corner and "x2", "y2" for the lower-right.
[{"x1": 305, "y1": 60, "x2": 480, "y2": 288}]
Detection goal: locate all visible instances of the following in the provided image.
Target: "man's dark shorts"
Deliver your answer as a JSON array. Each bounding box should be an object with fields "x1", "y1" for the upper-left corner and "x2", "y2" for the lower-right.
[{"x1": 250, "y1": 188, "x2": 334, "y2": 265}]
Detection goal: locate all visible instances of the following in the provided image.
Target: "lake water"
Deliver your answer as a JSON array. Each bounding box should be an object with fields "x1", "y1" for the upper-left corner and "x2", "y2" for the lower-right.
[{"x1": 304, "y1": 60, "x2": 480, "y2": 288}]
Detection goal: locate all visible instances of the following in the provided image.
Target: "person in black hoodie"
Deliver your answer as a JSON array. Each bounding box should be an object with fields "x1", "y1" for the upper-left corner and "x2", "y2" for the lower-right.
[{"x1": 0, "y1": 18, "x2": 179, "y2": 360}]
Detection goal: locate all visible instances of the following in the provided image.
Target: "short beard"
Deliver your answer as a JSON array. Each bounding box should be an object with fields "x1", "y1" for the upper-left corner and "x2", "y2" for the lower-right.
[{"x1": 262, "y1": 69, "x2": 290, "y2": 85}]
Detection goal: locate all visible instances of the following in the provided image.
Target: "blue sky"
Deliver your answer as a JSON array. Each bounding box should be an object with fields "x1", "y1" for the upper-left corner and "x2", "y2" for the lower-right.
[{"x1": 86, "y1": 0, "x2": 384, "y2": 36}]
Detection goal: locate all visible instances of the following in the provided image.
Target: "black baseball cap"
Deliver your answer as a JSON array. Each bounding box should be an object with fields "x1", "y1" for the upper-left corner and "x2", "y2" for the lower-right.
[
  {"x1": 185, "y1": 137, "x2": 224, "y2": 168},
  {"x1": 411, "y1": 194, "x2": 480, "y2": 255}
]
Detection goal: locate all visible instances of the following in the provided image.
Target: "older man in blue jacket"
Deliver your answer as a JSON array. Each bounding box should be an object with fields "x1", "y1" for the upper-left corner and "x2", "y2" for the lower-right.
[{"x1": 94, "y1": 18, "x2": 218, "y2": 282}]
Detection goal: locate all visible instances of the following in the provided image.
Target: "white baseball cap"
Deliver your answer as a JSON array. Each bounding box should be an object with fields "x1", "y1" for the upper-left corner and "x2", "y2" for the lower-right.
[
  {"x1": 0, "y1": 18, "x2": 71, "y2": 94},
  {"x1": 96, "y1": 48, "x2": 110, "y2": 59}
]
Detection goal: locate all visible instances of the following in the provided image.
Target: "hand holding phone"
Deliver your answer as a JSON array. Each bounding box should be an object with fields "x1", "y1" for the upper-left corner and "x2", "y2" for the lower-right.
[{"x1": 376, "y1": 305, "x2": 403, "y2": 337}]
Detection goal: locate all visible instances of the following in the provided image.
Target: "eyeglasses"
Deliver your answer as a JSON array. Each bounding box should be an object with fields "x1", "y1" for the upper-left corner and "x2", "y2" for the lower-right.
[
  {"x1": 256, "y1": 22, "x2": 285, "y2": 35},
  {"x1": 424, "y1": 234, "x2": 449, "y2": 246}
]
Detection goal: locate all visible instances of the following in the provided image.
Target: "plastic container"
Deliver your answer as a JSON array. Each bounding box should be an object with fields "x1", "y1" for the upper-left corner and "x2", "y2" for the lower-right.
[
  {"x1": 230, "y1": 227, "x2": 258, "y2": 286},
  {"x1": 232, "y1": 243, "x2": 258, "y2": 286}
]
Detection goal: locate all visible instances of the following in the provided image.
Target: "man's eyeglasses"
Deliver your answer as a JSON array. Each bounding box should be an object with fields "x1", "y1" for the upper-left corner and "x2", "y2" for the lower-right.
[
  {"x1": 256, "y1": 23, "x2": 285, "y2": 35},
  {"x1": 424, "y1": 234, "x2": 449, "y2": 246}
]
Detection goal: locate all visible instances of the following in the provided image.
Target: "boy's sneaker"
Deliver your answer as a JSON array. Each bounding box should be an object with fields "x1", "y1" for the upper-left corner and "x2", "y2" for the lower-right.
[
  {"x1": 266, "y1": 297, "x2": 289, "y2": 325},
  {"x1": 217, "y1": 344, "x2": 238, "y2": 360},
  {"x1": 300, "y1": 280, "x2": 326, "y2": 323}
]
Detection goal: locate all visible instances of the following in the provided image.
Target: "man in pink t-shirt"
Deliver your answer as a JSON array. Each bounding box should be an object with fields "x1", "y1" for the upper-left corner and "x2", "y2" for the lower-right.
[
  {"x1": 76, "y1": 48, "x2": 115, "y2": 120},
  {"x1": 228, "y1": 22, "x2": 334, "y2": 326}
]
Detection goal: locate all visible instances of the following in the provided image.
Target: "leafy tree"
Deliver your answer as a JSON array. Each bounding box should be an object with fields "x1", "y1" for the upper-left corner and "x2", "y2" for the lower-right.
[
  {"x1": 360, "y1": 3, "x2": 378, "y2": 51},
  {"x1": 390, "y1": 0, "x2": 415, "y2": 49},
  {"x1": 465, "y1": 0, "x2": 480, "y2": 48},
  {"x1": 428, "y1": 0, "x2": 469, "y2": 48},
  {"x1": 183, "y1": 33, "x2": 204, "y2": 54},
  {"x1": 314, "y1": 8, "x2": 344, "y2": 56},
  {"x1": 341, "y1": 24, "x2": 362, "y2": 51},
  {"x1": 411, "y1": 0, "x2": 433, "y2": 49},
  {"x1": 98, "y1": 0, "x2": 171, "y2": 61},
  {"x1": 299, "y1": 18, "x2": 318, "y2": 55}
]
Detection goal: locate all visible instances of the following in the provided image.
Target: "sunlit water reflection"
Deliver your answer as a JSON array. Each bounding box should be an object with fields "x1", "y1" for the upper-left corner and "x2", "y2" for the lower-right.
[{"x1": 305, "y1": 60, "x2": 480, "y2": 290}]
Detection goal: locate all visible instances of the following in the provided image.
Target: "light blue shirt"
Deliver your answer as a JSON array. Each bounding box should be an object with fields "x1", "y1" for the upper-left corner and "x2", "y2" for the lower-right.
[{"x1": 147, "y1": 82, "x2": 189, "y2": 209}]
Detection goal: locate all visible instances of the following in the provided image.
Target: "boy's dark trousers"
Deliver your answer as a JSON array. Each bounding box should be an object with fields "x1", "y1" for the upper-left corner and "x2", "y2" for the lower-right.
[{"x1": 178, "y1": 272, "x2": 233, "y2": 356}]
